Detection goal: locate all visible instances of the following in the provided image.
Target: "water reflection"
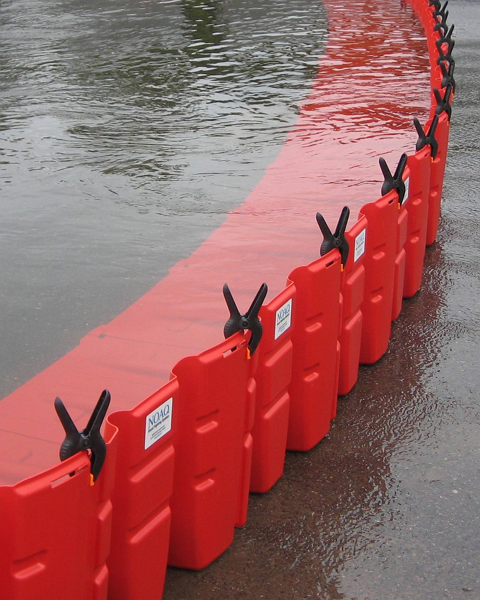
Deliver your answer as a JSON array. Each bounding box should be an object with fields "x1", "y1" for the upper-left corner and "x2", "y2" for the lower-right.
[
  {"x1": 1, "y1": 0, "x2": 328, "y2": 196},
  {"x1": 181, "y1": 0, "x2": 226, "y2": 45},
  {"x1": 0, "y1": 0, "x2": 327, "y2": 395}
]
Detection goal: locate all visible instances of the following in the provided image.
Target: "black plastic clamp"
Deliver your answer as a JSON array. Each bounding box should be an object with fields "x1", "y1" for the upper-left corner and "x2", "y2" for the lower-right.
[
  {"x1": 440, "y1": 60, "x2": 456, "y2": 92},
  {"x1": 379, "y1": 153, "x2": 408, "y2": 206},
  {"x1": 223, "y1": 282, "x2": 268, "y2": 357},
  {"x1": 433, "y1": 84, "x2": 453, "y2": 121},
  {"x1": 436, "y1": 34, "x2": 455, "y2": 58},
  {"x1": 437, "y1": 23, "x2": 455, "y2": 45},
  {"x1": 414, "y1": 115, "x2": 439, "y2": 160},
  {"x1": 316, "y1": 206, "x2": 350, "y2": 267},
  {"x1": 437, "y1": 42, "x2": 455, "y2": 71},
  {"x1": 54, "y1": 389, "x2": 111, "y2": 483},
  {"x1": 433, "y1": 0, "x2": 448, "y2": 21},
  {"x1": 434, "y1": 20, "x2": 448, "y2": 36}
]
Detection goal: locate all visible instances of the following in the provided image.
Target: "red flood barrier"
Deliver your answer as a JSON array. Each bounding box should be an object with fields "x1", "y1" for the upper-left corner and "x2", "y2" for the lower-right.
[
  {"x1": 0, "y1": 428, "x2": 118, "y2": 600},
  {"x1": 378, "y1": 154, "x2": 410, "y2": 323},
  {"x1": 167, "y1": 332, "x2": 254, "y2": 570},
  {"x1": 314, "y1": 208, "x2": 350, "y2": 418},
  {"x1": 0, "y1": 1, "x2": 454, "y2": 596},
  {"x1": 392, "y1": 200, "x2": 408, "y2": 322},
  {"x1": 105, "y1": 379, "x2": 178, "y2": 600},
  {"x1": 412, "y1": 0, "x2": 434, "y2": 30},
  {"x1": 286, "y1": 251, "x2": 342, "y2": 451},
  {"x1": 425, "y1": 17, "x2": 445, "y2": 68},
  {"x1": 427, "y1": 18, "x2": 455, "y2": 92},
  {"x1": 391, "y1": 202, "x2": 408, "y2": 321},
  {"x1": 430, "y1": 57, "x2": 455, "y2": 96},
  {"x1": 338, "y1": 216, "x2": 367, "y2": 396},
  {"x1": 359, "y1": 190, "x2": 399, "y2": 364},
  {"x1": 250, "y1": 284, "x2": 295, "y2": 492},
  {"x1": 403, "y1": 147, "x2": 431, "y2": 297},
  {"x1": 426, "y1": 111, "x2": 450, "y2": 245},
  {"x1": 411, "y1": 0, "x2": 452, "y2": 87}
]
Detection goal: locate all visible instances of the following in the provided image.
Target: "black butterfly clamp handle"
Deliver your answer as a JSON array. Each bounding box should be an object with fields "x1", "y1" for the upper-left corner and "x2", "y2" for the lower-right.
[
  {"x1": 429, "y1": 0, "x2": 441, "y2": 10},
  {"x1": 433, "y1": 83, "x2": 453, "y2": 121},
  {"x1": 434, "y1": 20, "x2": 453, "y2": 43},
  {"x1": 437, "y1": 24, "x2": 454, "y2": 51},
  {"x1": 414, "y1": 114, "x2": 439, "y2": 160},
  {"x1": 379, "y1": 153, "x2": 408, "y2": 206},
  {"x1": 436, "y1": 33, "x2": 455, "y2": 60},
  {"x1": 434, "y1": 20, "x2": 448, "y2": 36},
  {"x1": 433, "y1": 0, "x2": 449, "y2": 21},
  {"x1": 54, "y1": 389, "x2": 111, "y2": 485},
  {"x1": 440, "y1": 59, "x2": 456, "y2": 93},
  {"x1": 316, "y1": 206, "x2": 350, "y2": 269},
  {"x1": 434, "y1": 15, "x2": 449, "y2": 35},
  {"x1": 436, "y1": 37, "x2": 455, "y2": 75},
  {"x1": 223, "y1": 283, "x2": 268, "y2": 358}
]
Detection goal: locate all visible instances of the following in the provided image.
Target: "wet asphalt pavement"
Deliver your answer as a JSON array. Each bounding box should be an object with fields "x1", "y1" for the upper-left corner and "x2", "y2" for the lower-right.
[{"x1": 163, "y1": 1, "x2": 480, "y2": 599}]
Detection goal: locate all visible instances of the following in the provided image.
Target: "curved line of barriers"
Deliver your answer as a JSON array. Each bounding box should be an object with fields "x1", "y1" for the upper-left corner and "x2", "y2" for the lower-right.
[{"x1": 0, "y1": 0, "x2": 456, "y2": 597}]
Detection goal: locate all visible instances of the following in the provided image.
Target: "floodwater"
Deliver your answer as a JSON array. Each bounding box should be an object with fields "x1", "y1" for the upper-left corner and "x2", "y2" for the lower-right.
[
  {"x1": 163, "y1": 2, "x2": 480, "y2": 599},
  {"x1": 0, "y1": 0, "x2": 328, "y2": 396},
  {"x1": 1, "y1": 0, "x2": 479, "y2": 598}
]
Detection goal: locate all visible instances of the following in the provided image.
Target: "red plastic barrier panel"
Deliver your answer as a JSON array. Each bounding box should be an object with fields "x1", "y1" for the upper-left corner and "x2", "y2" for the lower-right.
[
  {"x1": 424, "y1": 5, "x2": 454, "y2": 91},
  {"x1": 426, "y1": 28, "x2": 441, "y2": 72},
  {"x1": 430, "y1": 63, "x2": 444, "y2": 92},
  {"x1": 410, "y1": 0, "x2": 446, "y2": 77},
  {"x1": 412, "y1": 0, "x2": 434, "y2": 23},
  {"x1": 392, "y1": 204, "x2": 408, "y2": 322},
  {"x1": 286, "y1": 252, "x2": 342, "y2": 451},
  {"x1": 167, "y1": 332, "x2": 254, "y2": 570},
  {"x1": 423, "y1": 0, "x2": 436, "y2": 22},
  {"x1": 391, "y1": 173, "x2": 409, "y2": 322},
  {"x1": 250, "y1": 284, "x2": 295, "y2": 492},
  {"x1": 338, "y1": 216, "x2": 367, "y2": 395},
  {"x1": 412, "y1": 0, "x2": 432, "y2": 28},
  {"x1": 427, "y1": 111, "x2": 450, "y2": 245},
  {"x1": 359, "y1": 191, "x2": 399, "y2": 364},
  {"x1": 105, "y1": 378, "x2": 178, "y2": 600},
  {"x1": 403, "y1": 148, "x2": 431, "y2": 297},
  {"x1": 0, "y1": 429, "x2": 117, "y2": 600}
]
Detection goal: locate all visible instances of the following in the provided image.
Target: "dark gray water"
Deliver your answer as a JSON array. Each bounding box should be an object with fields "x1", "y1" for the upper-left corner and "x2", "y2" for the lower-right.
[
  {"x1": 162, "y1": 1, "x2": 480, "y2": 599},
  {"x1": 0, "y1": 0, "x2": 327, "y2": 396}
]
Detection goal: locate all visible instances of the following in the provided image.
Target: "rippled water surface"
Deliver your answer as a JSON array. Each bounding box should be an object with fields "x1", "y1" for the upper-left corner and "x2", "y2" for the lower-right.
[
  {"x1": 0, "y1": 0, "x2": 328, "y2": 393},
  {"x1": 161, "y1": 2, "x2": 480, "y2": 600}
]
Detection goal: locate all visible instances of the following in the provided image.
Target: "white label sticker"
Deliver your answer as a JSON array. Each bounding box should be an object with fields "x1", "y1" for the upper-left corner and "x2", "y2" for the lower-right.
[
  {"x1": 354, "y1": 229, "x2": 366, "y2": 262},
  {"x1": 403, "y1": 177, "x2": 410, "y2": 203},
  {"x1": 275, "y1": 298, "x2": 292, "y2": 340},
  {"x1": 145, "y1": 398, "x2": 173, "y2": 450}
]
